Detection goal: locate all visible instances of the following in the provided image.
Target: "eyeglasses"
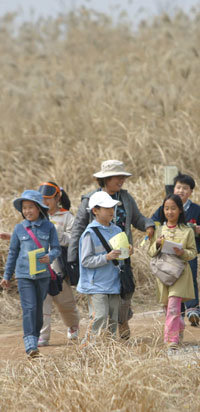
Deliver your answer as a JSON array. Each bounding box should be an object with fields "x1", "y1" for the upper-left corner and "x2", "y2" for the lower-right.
[{"x1": 39, "y1": 182, "x2": 60, "y2": 198}]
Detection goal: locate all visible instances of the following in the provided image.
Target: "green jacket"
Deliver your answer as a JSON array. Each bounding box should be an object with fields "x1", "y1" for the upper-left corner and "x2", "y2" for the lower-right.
[{"x1": 148, "y1": 224, "x2": 197, "y2": 304}]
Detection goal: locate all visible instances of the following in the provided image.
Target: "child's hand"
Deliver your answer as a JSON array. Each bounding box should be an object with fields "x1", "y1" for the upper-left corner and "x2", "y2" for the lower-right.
[
  {"x1": 0, "y1": 279, "x2": 10, "y2": 289},
  {"x1": 173, "y1": 247, "x2": 184, "y2": 256},
  {"x1": 39, "y1": 254, "x2": 50, "y2": 264},
  {"x1": 156, "y1": 236, "x2": 164, "y2": 249},
  {"x1": 0, "y1": 232, "x2": 11, "y2": 240},
  {"x1": 146, "y1": 226, "x2": 154, "y2": 240},
  {"x1": 106, "y1": 250, "x2": 121, "y2": 261}
]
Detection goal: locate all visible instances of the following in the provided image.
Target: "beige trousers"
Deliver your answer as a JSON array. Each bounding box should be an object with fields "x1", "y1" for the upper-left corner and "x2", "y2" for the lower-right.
[
  {"x1": 39, "y1": 280, "x2": 79, "y2": 342},
  {"x1": 86, "y1": 294, "x2": 120, "y2": 337}
]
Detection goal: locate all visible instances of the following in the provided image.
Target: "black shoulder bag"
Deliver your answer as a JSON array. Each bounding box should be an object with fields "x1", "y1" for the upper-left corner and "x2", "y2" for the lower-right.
[
  {"x1": 91, "y1": 227, "x2": 135, "y2": 300},
  {"x1": 57, "y1": 246, "x2": 79, "y2": 286}
]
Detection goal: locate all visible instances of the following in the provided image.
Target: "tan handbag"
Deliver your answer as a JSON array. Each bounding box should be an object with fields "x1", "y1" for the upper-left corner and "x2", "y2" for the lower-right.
[{"x1": 150, "y1": 252, "x2": 185, "y2": 286}]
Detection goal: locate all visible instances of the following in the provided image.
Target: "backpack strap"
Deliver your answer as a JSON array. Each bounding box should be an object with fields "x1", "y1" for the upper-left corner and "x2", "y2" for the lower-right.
[{"x1": 91, "y1": 227, "x2": 119, "y2": 266}]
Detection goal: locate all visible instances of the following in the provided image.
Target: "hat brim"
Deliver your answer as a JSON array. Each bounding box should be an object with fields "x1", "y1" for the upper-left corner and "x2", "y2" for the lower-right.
[
  {"x1": 93, "y1": 171, "x2": 132, "y2": 178},
  {"x1": 88, "y1": 199, "x2": 120, "y2": 210},
  {"x1": 13, "y1": 198, "x2": 49, "y2": 213}
]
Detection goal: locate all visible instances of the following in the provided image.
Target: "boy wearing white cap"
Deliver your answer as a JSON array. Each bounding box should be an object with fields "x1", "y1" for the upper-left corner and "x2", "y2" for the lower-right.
[{"x1": 77, "y1": 191, "x2": 123, "y2": 340}]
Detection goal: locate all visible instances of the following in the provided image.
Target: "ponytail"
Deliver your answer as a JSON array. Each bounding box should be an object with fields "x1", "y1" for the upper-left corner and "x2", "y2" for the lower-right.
[{"x1": 60, "y1": 188, "x2": 71, "y2": 210}]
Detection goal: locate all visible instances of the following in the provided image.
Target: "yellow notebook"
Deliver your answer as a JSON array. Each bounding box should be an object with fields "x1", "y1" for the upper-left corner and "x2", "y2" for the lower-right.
[
  {"x1": 28, "y1": 248, "x2": 46, "y2": 275},
  {"x1": 109, "y1": 232, "x2": 129, "y2": 260}
]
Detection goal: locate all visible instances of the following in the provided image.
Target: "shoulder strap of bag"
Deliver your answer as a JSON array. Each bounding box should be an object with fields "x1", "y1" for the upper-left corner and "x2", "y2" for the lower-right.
[
  {"x1": 24, "y1": 226, "x2": 56, "y2": 279},
  {"x1": 25, "y1": 226, "x2": 42, "y2": 248},
  {"x1": 91, "y1": 227, "x2": 119, "y2": 266}
]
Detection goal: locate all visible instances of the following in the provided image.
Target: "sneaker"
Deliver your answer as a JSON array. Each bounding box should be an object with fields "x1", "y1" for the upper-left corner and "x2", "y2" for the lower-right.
[
  {"x1": 188, "y1": 312, "x2": 199, "y2": 327},
  {"x1": 67, "y1": 327, "x2": 79, "y2": 340},
  {"x1": 167, "y1": 342, "x2": 179, "y2": 351},
  {"x1": 38, "y1": 339, "x2": 49, "y2": 347},
  {"x1": 27, "y1": 349, "x2": 40, "y2": 358},
  {"x1": 118, "y1": 321, "x2": 131, "y2": 340}
]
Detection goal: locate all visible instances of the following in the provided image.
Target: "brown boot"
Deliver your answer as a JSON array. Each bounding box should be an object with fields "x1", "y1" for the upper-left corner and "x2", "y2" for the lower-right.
[{"x1": 118, "y1": 321, "x2": 130, "y2": 340}]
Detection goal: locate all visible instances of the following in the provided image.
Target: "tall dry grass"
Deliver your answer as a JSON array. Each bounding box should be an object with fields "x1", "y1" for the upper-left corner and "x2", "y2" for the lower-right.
[
  {"x1": 0, "y1": 7, "x2": 200, "y2": 411},
  {"x1": 0, "y1": 335, "x2": 200, "y2": 411}
]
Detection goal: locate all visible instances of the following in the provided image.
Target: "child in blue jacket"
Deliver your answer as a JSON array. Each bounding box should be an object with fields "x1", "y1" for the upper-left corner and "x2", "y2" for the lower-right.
[
  {"x1": 77, "y1": 191, "x2": 122, "y2": 341},
  {"x1": 0, "y1": 190, "x2": 61, "y2": 358}
]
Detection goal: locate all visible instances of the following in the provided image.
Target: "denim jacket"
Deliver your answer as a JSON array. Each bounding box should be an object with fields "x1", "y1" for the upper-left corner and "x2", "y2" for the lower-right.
[{"x1": 4, "y1": 218, "x2": 61, "y2": 281}]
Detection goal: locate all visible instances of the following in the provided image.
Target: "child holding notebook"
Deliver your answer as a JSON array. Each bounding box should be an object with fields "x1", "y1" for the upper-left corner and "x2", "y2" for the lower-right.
[
  {"x1": 0, "y1": 190, "x2": 60, "y2": 358},
  {"x1": 148, "y1": 194, "x2": 197, "y2": 350},
  {"x1": 77, "y1": 191, "x2": 123, "y2": 343}
]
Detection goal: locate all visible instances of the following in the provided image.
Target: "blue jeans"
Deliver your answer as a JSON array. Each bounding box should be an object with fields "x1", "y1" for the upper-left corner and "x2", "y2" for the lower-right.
[
  {"x1": 181, "y1": 258, "x2": 199, "y2": 317},
  {"x1": 18, "y1": 277, "x2": 50, "y2": 352}
]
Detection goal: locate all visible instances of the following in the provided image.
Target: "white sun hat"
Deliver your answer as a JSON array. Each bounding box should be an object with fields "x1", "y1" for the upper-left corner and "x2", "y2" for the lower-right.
[
  {"x1": 88, "y1": 191, "x2": 120, "y2": 210},
  {"x1": 93, "y1": 160, "x2": 132, "y2": 178}
]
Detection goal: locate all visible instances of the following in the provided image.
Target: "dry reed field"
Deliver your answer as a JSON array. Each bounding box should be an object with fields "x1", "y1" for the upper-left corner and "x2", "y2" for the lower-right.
[{"x1": 0, "y1": 6, "x2": 200, "y2": 411}]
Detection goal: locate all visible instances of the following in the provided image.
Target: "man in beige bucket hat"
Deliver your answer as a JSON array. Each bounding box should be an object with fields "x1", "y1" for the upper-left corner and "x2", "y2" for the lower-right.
[{"x1": 68, "y1": 159, "x2": 155, "y2": 339}]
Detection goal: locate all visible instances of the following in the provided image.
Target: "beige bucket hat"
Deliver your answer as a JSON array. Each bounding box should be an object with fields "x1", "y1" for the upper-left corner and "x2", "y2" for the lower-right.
[{"x1": 93, "y1": 160, "x2": 132, "y2": 178}]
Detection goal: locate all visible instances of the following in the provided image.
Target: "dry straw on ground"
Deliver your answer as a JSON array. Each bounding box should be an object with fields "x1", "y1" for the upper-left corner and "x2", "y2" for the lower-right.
[
  {"x1": 0, "y1": 6, "x2": 200, "y2": 411},
  {"x1": 0, "y1": 335, "x2": 200, "y2": 412}
]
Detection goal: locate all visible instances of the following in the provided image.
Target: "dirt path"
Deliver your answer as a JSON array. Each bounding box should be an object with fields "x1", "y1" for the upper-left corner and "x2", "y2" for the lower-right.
[{"x1": 0, "y1": 311, "x2": 200, "y2": 361}]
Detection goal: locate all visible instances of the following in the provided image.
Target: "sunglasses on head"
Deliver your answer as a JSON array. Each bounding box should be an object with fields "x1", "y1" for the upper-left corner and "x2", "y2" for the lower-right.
[{"x1": 39, "y1": 182, "x2": 60, "y2": 198}]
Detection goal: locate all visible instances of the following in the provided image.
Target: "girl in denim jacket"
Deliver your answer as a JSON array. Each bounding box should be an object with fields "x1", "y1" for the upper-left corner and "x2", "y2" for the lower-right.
[{"x1": 0, "y1": 190, "x2": 60, "y2": 358}]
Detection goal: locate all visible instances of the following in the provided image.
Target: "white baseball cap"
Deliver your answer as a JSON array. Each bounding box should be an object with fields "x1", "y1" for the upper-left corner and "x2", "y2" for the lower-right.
[{"x1": 88, "y1": 191, "x2": 120, "y2": 210}]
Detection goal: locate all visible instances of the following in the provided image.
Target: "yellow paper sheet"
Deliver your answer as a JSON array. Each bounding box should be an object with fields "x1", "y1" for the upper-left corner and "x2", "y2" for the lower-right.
[
  {"x1": 109, "y1": 232, "x2": 129, "y2": 260},
  {"x1": 28, "y1": 248, "x2": 46, "y2": 275}
]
